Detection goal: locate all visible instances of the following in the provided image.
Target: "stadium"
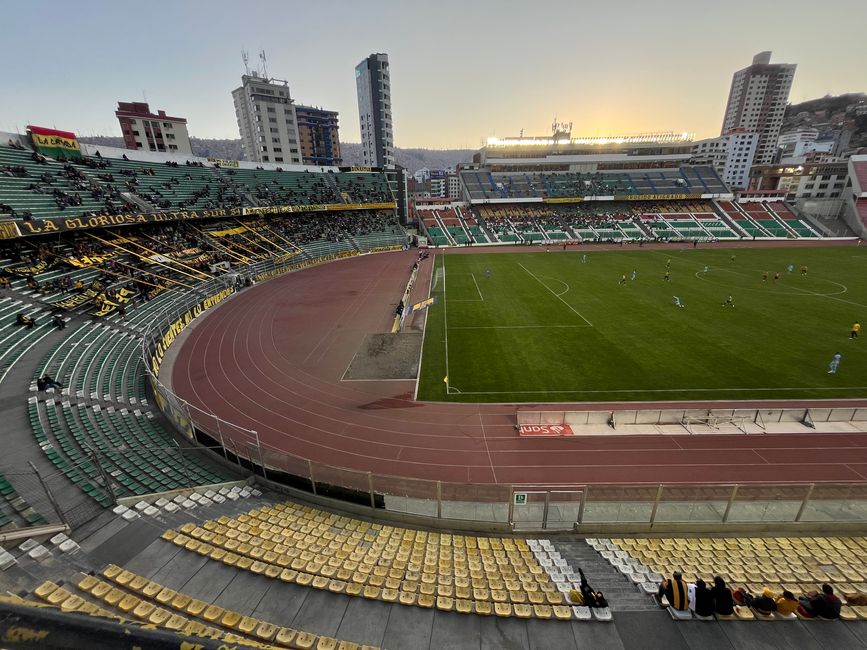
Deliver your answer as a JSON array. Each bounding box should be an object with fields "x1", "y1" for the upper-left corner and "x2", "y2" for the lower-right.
[{"x1": 2, "y1": 126, "x2": 867, "y2": 646}]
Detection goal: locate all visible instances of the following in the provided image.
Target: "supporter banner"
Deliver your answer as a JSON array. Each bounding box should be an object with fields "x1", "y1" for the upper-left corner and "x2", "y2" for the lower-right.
[
  {"x1": 207, "y1": 157, "x2": 240, "y2": 168},
  {"x1": 66, "y1": 253, "x2": 116, "y2": 268},
  {"x1": 93, "y1": 287, "x2": 135, "y2": 318},
  {"x1": 10, "y1": 258, "x2": 58, "y2": 276},
  {"x1": 145, "y1": 284, "x2": 165, "y2": 301},
  {"x1": 10, "y1": 202, "x2": 396, "y2": 239},
  {"x1": 151, "y1": 384, "x2": 195, "y2": 440},
  {"x1": 613, "y1": 193, "x2": 703, "y2": 201},
  {"x1": 28, "y1": 125, "x2": 82, "y2": 159},
  {"x1": 518, "y1": 424, "x2": 574, "y2": 437},
  {"x1": 542, "y1": 197, "x2": 585, "y2": 204},
  {"x1": 17, "y1": 206, "x2": 244, "y2": 237},
  {"x1": 242, "y1": 202, "x2": 396, "y2": 217},
  {"x1": 0, "y1": 221, "x2": 22, "y2": 240},
  {"x1": 51, "y1": 280, "x2": 105, "y2": 311},
  {"x1": 209, "y1": 226, "x2": 248, "y2": 237},
  {"x1": 149, "y1": 287, "x2": 234, "y2": 376}
]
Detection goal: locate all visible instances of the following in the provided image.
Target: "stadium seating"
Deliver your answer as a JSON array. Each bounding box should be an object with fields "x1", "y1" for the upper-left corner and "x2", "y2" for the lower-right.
[
  {"x1": 460, "y1": 166, "x2": 728, "y2": 202},
  {"x1": 590, "y1": 536, "x2": 867, "y2": 621},
  {"x1": 159, "y1": 500, "x2": 600, "y2": 621},
  {"x1": 0, "y1": 145, "x2": 125, "y2": 220},
  {"x1": 0, "y1": 142, "x2": 394, "y2": 223},
  {"x1": 20, "y1": 579, "x2": 376, "y2": 650},
  {"x1": 0, "y1": 469, "x2": 48, "y2": 529}
]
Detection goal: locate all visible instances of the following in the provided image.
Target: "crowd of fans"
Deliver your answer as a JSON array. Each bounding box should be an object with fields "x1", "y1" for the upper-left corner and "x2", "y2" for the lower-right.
[
  {"x1": 657, "y1": 570, "x2": 846, "y2": 620},
  {"x1": 1, "y1": 209, "x2": 403, "y2": 324}
]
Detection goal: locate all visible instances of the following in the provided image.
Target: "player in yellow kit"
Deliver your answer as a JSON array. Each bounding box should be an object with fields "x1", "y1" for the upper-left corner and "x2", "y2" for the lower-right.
[{"x1": 852, "y1": 321, "x2": 861, "y2": 340}]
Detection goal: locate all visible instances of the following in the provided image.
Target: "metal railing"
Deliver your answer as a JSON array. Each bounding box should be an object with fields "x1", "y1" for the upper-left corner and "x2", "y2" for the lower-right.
[{"x1": 138, "y1": 248, "x2": 867, "y2": 532}]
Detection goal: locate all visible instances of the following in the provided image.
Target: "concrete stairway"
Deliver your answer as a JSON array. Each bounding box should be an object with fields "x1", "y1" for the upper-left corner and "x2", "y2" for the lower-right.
[{"x1": 554, "y1": 539, "x2": 656, "y2": 612}]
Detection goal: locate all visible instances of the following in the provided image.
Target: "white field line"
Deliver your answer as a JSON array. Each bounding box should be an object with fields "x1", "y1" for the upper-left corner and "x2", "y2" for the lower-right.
[
  {"x1": 450, "y1": 386, "x2": 867, "y2": 395},
  {"x1": 413, "y1": 254, "x2": 437, "y2": 400},
  {"x1": 518, "y1": 262, "x2": 593, "y2": 326},
  {"x1": 449, "y1": 325, "x2": 585, "y2": 329},
  {"x1": 470, "y1": 273, "x2": 484, "y2": 301},
  {"x1": 443, "y1": 256, "x2": 452, "y2": 394}
]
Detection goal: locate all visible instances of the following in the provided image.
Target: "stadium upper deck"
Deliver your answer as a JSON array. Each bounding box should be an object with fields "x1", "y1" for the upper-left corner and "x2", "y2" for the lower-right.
[
  {"x1": 460, "y1": 131, "x2": 731, "y2": 204},
  {"x1": 0, "y1": 130, "x2": 395, "y2": 240}
]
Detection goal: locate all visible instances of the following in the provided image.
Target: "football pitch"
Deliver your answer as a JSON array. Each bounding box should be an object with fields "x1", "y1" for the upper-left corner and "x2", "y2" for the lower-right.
[{"x1": 416, "y1": 246, "x2": 867, "y2": 403}]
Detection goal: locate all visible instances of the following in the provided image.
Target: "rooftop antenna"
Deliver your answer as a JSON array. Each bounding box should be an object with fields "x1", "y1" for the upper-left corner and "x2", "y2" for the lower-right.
[
  {"x1": 259, "y1": 50, "x2": 269, "y2": 79},
  {"x1": 242, "y1": 50, "x2": 250, "y2": 75}
]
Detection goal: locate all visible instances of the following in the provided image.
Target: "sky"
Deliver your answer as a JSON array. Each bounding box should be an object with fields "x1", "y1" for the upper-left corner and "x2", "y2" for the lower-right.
[{"x1": 1, "y1": 0, "x2": 865, "y2": 149}]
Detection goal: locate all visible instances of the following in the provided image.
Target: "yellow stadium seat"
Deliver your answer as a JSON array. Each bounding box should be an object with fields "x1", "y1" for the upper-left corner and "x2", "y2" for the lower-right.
[{"x1": 296, "y1": 632, "x2": 318, "y2": 649}]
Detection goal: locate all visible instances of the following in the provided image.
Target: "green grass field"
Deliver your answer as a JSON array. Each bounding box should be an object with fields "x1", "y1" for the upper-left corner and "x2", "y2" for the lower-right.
[{"x1": 416, "y1": 246, "x2": 867, "y2": 403}]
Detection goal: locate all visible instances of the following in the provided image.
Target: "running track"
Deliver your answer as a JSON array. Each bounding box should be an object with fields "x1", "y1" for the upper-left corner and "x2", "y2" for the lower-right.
[{"x1": 171, "y1": 248, "x2": 867, "y2": 488}]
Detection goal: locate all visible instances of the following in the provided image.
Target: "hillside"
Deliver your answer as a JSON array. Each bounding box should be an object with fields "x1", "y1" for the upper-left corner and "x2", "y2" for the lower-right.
[
  {"x1": 783, "y1": 92, "x2": 867, "y2": 152},
  {"x1": 78, "y1": 136, "x2": 473, "y2": 174}
]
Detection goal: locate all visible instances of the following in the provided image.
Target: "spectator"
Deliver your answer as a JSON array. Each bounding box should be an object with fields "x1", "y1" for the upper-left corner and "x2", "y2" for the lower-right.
[
  {"x1": 36, "y1": 377, "x2": 46, "y2": 392},
  {"x1": 710, "y1": 576, "x2": 735, "y2": 616},
  {"x1": 52, "y1": 314, "x2": 66, "y2": 330},
  {"x1": 691, "y1": 579, "x2": 714, "y2": 618},
  {"x1": 41, "y1": 374, "x2": 62, "y2": 391},
  {"x1": 734, "y1": 587, "x2": 777, "y2": 616},
  {"x1": 657, "y1": 570, "x2": 688, "y2": 610},
  {"x1": 798, "y1": 584, "x2": 842, "y2": 619},
  {"x1": 577, "y1": 568, "x2": 607, "y2": 608},
  {"x1": 16, "y1": 312, "x2": 35, "y2": 329},
  {"x1": 775, "y1": 590, "x2": 799, "y2": 616}
]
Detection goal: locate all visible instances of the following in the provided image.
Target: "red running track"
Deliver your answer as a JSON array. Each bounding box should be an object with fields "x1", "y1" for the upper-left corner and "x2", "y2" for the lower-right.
[{"x1": 171, "y1": 250, "x2": 867, "y2": 487}]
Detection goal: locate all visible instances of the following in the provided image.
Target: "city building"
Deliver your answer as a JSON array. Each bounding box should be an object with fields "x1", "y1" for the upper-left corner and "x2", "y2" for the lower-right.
[
  {"x1": 721, "y1": 51, "x2": 796, "y2": 166},
  {"x1": 748, "y1": 161, "x2": 850, "y2": 200},
  {"x1": 777, "y1": 127, "x2": 837, "y2": 159},
  {"x1": 294, "y1": 105, "x2": 342, "y2": 166},
  {"x1": 232, "y1": 73, "x2": 301, "y2": 164},
  {"x1": 429, "y1": 170, "x2": 447, "y2": 198},
  {"x1": 447, "y1": 174, "x2": 462, "y2": 199},
  {"x1": 690, "y1": 130, "x2": 758, "y2": 189},
  {"x1": 115, "y1": 102, "x2": 192, "y2": 154},
  {"x1": 355, "y1": 53, "x2": 395, "y2": 167}
]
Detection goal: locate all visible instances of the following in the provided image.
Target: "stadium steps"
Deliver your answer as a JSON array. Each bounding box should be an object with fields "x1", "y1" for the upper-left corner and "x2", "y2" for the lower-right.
[
  {"x1": 731, "y1": 203, "x2": 774, "y2": 237},
  {"x1": 553, "y1": 540, "x2": 656, "y2": 612},
  {"x1": 473, "y1": 211, "x2": 499, "y2": 243},
  {"x1": 760, "y1": 203, "x2": 801, "y2": 238},
  {"x1": 431, "y1": 211, "x2": 456, "y2": 246},
  {"x1": 712, "y1": 201, "x2": 752, "y2": 237}
]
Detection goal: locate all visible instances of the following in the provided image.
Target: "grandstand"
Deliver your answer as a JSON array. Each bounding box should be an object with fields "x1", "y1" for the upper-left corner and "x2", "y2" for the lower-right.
[
  {"x1": 1, "y1": 136, "x2": 867, "y2": 650},
  {"x1": 459, "y1": 166, "x2": 729, "y2": 202}
]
